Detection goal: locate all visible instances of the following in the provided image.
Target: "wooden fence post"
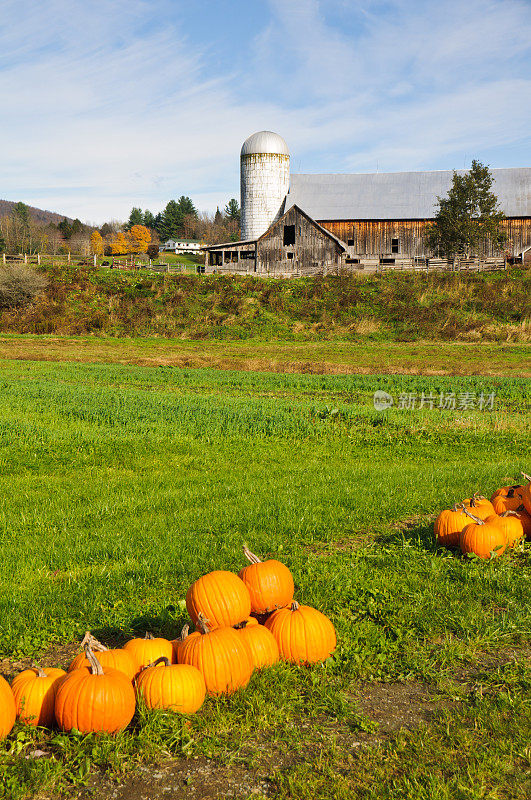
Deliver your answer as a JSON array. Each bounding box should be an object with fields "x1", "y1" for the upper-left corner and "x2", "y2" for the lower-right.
[{"x1": 93, "y1": 254, "x2": 97, "y2": 267}]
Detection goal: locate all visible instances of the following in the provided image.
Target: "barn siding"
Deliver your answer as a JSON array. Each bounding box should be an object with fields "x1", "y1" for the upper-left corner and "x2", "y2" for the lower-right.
[
  {"x1": 257, "y1": 206, "x2": 343, "y2": 275},
  {"x1": 319, "y1": 218, "x2": 531, "y2": 258}
]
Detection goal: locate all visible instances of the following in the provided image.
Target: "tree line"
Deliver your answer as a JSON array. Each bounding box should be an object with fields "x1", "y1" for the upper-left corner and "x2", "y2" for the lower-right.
[{"x1": 0, "y1": 197, "x2": 242, "y2": 256}]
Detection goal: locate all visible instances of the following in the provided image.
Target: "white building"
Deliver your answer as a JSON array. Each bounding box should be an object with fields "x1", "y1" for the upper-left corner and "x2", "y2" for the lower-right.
[{"x1": 160, "y1": 239, "x2": 202, "y2": 254}]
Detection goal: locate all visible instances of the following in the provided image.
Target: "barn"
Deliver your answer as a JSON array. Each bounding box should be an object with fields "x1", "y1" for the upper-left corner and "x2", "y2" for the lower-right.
[{"x1": 203, "y1": 132, "x2": 531, "y2": 276}]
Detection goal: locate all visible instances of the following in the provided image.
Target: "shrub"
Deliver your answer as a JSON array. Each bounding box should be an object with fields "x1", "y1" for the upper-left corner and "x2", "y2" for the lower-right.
[{"x1": 0, "y1": 264, "x2": 48, "y2": 309}]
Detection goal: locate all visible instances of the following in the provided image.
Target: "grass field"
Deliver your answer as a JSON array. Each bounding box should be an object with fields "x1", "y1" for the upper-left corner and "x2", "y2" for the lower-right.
[
  {"x1": 0, "y1": 334, "x2": 529, "y2": 378},
  {"x1": 0, "y1": 357, "x2": 530, "y2": 798}
]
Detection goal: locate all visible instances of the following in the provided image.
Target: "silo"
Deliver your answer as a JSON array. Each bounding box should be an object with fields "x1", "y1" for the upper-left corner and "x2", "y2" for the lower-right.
[{"x1": 240, "y1": 131, "x2": 290, "y2": 241}]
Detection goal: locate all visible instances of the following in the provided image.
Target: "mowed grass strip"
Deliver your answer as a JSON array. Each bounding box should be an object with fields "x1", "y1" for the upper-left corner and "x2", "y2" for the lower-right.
[
  {"x1": 0, "y1": 334, "x2": 529, "y2": 377},
  {"x1": 0, "y1": 360, "x2": 529, "y2": 798}
]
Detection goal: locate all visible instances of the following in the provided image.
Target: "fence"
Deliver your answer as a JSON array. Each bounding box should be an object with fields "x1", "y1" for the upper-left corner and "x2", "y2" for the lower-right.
[{"x1": 0, "y1": 253, "x2": 187, "y2": 273}]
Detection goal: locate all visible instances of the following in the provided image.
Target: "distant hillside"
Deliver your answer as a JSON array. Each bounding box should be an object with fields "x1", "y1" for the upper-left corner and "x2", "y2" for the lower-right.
[{"x1": 0, "y1": 200, "x2": 74, "y2": 226}]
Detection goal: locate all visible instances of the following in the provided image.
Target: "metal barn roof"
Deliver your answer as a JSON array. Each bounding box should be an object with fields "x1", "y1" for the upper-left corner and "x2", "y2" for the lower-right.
[{"x1": 286, "y1": 168, "x2": 531, "y2": 220}]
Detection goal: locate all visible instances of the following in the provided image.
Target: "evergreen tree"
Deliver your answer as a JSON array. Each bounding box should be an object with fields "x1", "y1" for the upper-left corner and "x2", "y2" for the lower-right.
[
  {"x1": 224, "y1": 198, "x2": 241, "y2": 223},
  {"x1": 100, "y1": 222, "x2": 114, "y2": 238},
  {"x1": 58, "y1": 218, "x2": 73, "y2": 240},
  {"x1": 71, "y1": 218, "x2": 84, "y2": 236},
  {"x1": 153, "y1": 212, "x2": 164, "y2": 237},
  {"x1": 143, "y1": 210, "x2": 156, "y2": 229},
  {"x1": 175, "y1": 196, "x2": 197, "y2": 218},
  {"x1": 214, "y1": 207, "x2": 223, "y2": 225},
  {"x1": 126, "y1": 207, "x2": 144, "y2": 230},
  {"x1": 12, "y1": 202, "x2": 30, "y2": 231},
  {"x1": 427, "y1": 161, "x2": 507, "y2": 259},
  {"x1": 159, "y1": 200, "x2": 181, "y2": 240}
]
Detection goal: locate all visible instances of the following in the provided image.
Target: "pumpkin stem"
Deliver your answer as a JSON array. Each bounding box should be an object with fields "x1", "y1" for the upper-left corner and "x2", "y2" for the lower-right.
[
  {"x1": 521, "y1": 472, "x2": 531, "y2": 482},
  {"x1": 149, "y1": 656, "x2": 171, "y2": 668},
  {"x1": 243, "y1": 545, "x2": 262, "y2": 565},
  {"x1": 451, "y1": 503, "x2": 465, "y2": 513},
  {"x1": 144, "y1": 632, "x2": 155, "y2": 640},
  {"x1": 35, "y1": 667, "x2": 47, "y2": 678},
  {"x1": 178, "y1": 624, "x2": 190, "y2": 642},
  {"x1": 290, "y1": 601, "x2": 300, "y2": 611},
  {"x1": 196, "y1": 614, "x2": 211, "y2": 634},
  {"x1": 462, "y1": 507, "x2": 484, "y2": 525},
  {"x1": 501, "y1": 510, "x2": 520, "y2": 518},
  {"x1": 84, "y1": 643, "x2": 105, "y2": 676},
  {"x1": 80, "y1": 631, "x2": 108, "y2": 652},
  {"x1": 233, "y1": 620, "x2": 248, "y2": 630}
]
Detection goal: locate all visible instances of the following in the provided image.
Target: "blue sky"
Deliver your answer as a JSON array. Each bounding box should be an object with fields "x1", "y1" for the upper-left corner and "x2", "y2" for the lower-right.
[{"x1": 1, "y1": 0, "x2": 530, "y2": 223}]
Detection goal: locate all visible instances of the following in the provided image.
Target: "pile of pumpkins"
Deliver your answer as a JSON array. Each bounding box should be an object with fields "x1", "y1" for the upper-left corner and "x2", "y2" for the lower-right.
[
  {"x1": 434, "y1": 473, "x2": 531, "y2": 558},
  {"x1": 0, "y1": 546, "x2": 336, "y2": 740}
]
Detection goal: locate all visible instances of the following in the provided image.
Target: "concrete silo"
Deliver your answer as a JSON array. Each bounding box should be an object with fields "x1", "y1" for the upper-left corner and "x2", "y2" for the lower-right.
[{"x1": 240, "y1": 131, "x2": 290, "y2": 241}]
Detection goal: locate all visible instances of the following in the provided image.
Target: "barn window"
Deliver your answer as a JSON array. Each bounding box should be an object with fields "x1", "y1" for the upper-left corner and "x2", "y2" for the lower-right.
[
  {"x1": 283, "y1": 225, "x2": 295, "y2": 246},
  {"x1": 345, "y1": 258, "x2": 360, "y2": 264},
  {"x1": 231, "y1": 251, "x2": 238, "y2": 262},
  {"x1": 391, "y1": 238, "x2": 399, "y2": 254},
  {"x1": 380, "y1": 258, "x2": 395, "y2": 265},
  {"x1": 287, "y1": 252, "x2": 294, "y2": 260},
  {"x1": 347, "y1": 239, "x2": 354, "y2": 246}
]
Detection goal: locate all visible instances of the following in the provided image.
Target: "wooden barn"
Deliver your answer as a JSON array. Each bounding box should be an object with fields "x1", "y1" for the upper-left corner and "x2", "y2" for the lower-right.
[
  {"x1": 204, "y1": 205, "x2": 346, "y2": 277},
  {"x1": 203, "y1": 131, "x2": 531, "y2": 275}
]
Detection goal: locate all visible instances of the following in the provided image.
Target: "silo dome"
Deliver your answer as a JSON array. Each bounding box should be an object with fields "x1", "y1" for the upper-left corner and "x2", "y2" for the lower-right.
[
  {"x1": 241, "y1": 131, "x2": 290, "y2": 158},
  {"x1": 240, "y1": 131, "x2": 290, "y2": 241}
]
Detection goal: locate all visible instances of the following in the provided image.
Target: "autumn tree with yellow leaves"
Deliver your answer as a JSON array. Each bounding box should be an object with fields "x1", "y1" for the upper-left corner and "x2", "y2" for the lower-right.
[
  {"x1": 90, "y1": 230, "x2": 104, "y2": 256},
  {"x1": 128, "y1": 225, "x2": 151, "y2": 254}
]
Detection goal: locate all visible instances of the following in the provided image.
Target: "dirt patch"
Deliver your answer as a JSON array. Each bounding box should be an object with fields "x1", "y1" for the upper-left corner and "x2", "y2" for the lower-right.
[
  {"x1": 351, "y1": 681, "x2": 440, "y2": 734},
  {"x1": 0, "y1": 641, "x2": 80, "y2": 681},
  {"x1": 82, "y1": 760, "x2": 272, "y2": 800}
]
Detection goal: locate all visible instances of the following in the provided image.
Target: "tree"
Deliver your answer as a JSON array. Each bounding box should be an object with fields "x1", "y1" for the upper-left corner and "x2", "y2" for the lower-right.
[
  {"x1": 214, "y1": 207, "x2": 223, "y2": 225},
  {"x1": 90, "y1": 230, "x2": 104, "y2": 256},
  {"x1": 426, "y1": 161, "x2": 507, "y2": 259},
  {"x1": 146, "y1": 243, "x2": 159, "y2": 260},
  {"x1": 224, "y1": 199, "x2": 241, "y2": 223},
  {"x1": 58, "y1": 218, "x2": 73, "y2": 240},
  {"x1": 12, "y1": 202, "x2": 30, "y2": 231},
  {"x1": 129, "y1": 224, "x2": 151, "y2": 254},
  {"x1": 143, "y1": 210, "x2": 156, "y2": 229},
  {"x1": 110, "y1": 232, "x2": 129, "y2": 255},
  {"x1": 0, "y1": 231, "x2": 5, "y2": 253},
  {"x1": 176, "y1": 196, "x2": 197, "y2": 218},
  {"x1": 126, "y1": 207, "x2": 144, "y2": 230}
]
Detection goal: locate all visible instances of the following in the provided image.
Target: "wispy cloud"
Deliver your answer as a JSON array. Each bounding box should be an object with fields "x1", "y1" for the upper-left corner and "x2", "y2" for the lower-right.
[{"x1": 0, "y1": 0, "x2": 529, "y2": 222}]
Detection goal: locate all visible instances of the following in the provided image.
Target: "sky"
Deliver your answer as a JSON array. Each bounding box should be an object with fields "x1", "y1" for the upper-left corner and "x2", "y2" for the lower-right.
[{"x1": 1, "y1": 0, "x2": 530, "y2": 224}]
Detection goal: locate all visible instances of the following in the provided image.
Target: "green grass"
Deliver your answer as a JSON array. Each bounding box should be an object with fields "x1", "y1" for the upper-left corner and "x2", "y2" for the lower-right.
[
  {"x1": 1, "y1": 265, "x2": 530, "y2": 340},
  {"x1": 0, "y1": 359, "x2": 530, "y2": 798}
]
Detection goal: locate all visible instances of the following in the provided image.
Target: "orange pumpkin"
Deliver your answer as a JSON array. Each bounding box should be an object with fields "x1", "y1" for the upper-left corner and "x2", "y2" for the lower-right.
[
  {"x1": 179, "y1": 615, "x2": 252, "y2": 696},
  {"x1": 486, "y1": 512, "x2": 524, "y2": 549},
  {"x1": 186, "y1": 570, "x2": 251, "y2": 630},
  {"x1": 265, "y1": 601, "x2": 336, "y2": 664},
  {"x1": 434, "y1": 504, "x2": 470, "y2": 548},
  {"x1": 459, "y1": 509, "x2": 507, "y2": 560},
  {"x1": 234, "y1": 616, "x2": 259, "y2": 629},
  {"x1": 55, "y1": 646, "x2": 135, "y2": 734},
  {"x1": 136, "y1": 657, "x2": 205, "y2": 714},
  {"x1": 123, "y1": 633, "x2": 173, "y2": 676},
  {"x1": 11, "y1": 667, "x2": 66, "y2": 727},
  {"x1": 238, "y1": 546, "x2": 295, "y2": 614},
  {"x1": 172, "y1": 624, "x2": 200, "y2": 664},
  {"x1": 490, "y1": 485, "x2": 524, "y2": 514},
  {"x1": 516, "y1": 505, "x2": 531, "y2": 539},
  {"x1": 0, "y1": 674, "x2": 16, "y2": 739},
  {"x1": 68, "y1": 633, "x2": 136, "y2": 681},
  {"x1": 520, "y1": 472, "x2": 531, "y2": 515},
  {"x1": 236, "y1": 620, "x2": 279, "y2": 670},
  {"x1": 462, "y1": 494, "x2": 495, "y2": 520}
]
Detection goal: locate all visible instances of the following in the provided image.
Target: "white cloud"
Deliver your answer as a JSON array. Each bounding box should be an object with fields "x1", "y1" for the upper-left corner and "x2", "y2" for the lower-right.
[{"x1": 0, "y1": 0, "x2": 529, "y2": 222}]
